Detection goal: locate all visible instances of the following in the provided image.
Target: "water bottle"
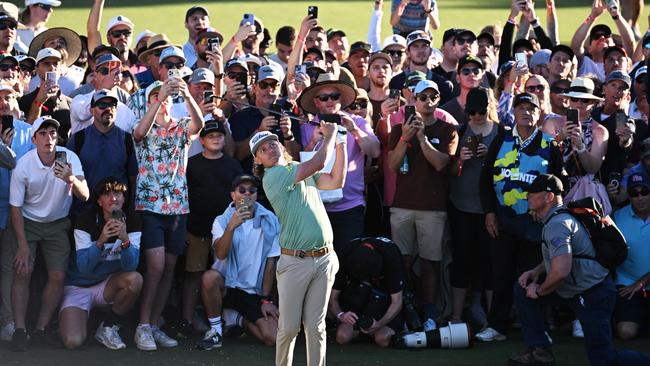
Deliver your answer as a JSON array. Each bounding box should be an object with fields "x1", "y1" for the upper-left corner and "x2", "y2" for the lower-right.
[{"x1": 399, "y1": 155, "x2": 409, "y2": 174}]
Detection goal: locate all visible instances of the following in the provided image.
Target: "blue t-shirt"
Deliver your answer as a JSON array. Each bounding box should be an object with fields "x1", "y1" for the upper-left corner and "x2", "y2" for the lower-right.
[
  {"x1": 391, "y1": 0, "x2": 436, "y2": 35},
  {"x1": 613, "y1": 204, "x2": 650, "y2": 289},
  {"x1": 0, "y1": 118, "x2": 34, "y2": 229}
]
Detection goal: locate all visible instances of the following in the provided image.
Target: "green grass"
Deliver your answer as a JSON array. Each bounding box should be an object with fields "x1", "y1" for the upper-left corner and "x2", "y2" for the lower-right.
[{"x1": 43, "y1": 0, "x2": 650, "y2": 50}]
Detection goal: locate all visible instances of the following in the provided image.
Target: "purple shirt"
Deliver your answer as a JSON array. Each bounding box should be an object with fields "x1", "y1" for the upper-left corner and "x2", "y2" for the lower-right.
[{"x1": 300, "y1": 112, "x2": 379, "y2": 212}]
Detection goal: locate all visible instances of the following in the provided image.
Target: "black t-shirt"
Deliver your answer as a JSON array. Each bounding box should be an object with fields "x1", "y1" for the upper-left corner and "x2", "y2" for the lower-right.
[
  {"x1": 186, "y1": 153, "x2": 243, "y2": 237},
  {"x1": 333, "y1": 237, "x2": 405, "y2": 296},
  {"x1": 19, "y1": 88, "x2": 72, "y2": 145}
]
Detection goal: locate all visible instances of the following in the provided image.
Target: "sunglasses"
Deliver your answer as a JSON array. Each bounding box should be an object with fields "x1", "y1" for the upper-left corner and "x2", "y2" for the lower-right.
[
  {"x1": 152, "y1": 49, "x2": 163, "y2": 57},
  {"x1": 629, "y1": 188, "x2": 650, "y2": 198},
  {"x1": 96, "y1": 67, "x2": 118, "y2": 76},
  {"x1": 258, "y1": 80, "x2": 278, "y2": 89},
  {"x1": 317, "y1": 93, "x2": 341, "y2": 102},
  {"x1": 348, "y1": 100, "x2": 369, "y2": 110},
  {"x1": 460, "y1": 67, "x2": 481, "y2": 76},
  {"x1": 162, "y1": 61, "x2": 184, "y2": 69},
  {"x1": 0, "y1": 64, "x2": 18, "y2": 72},
  {"x1": 570, "y1": 97, "x2": 591, "y2": 103},
  {"x1": 0, "y1": 23, "x2": 16, "y2": 31},
  {"x1": 525, "y1": 85, "x2": 545, "y2": 93},
  {"x1": 636, "y1": 76, "x2": 646, "y2": 84},
  {"x1": 468, "y1": 110, "x2": 487, "y2": 116},
  {"x1": 237, "y1": 186, "x2": 258, "y2": 194},
  {"x1": 94, "y1": 100, "x2": 117, "y2": 110},
  {"x1": 109, "y1": 29, "x2": 132, "y2": 39},
  {"x1": 35, "y1": 3, "x2": 53, "y2": 11},
  {"x1": 417, "y1": 93, "x2": 439, "y2": 102},
  {"x1": 407, "y1": 32, "x2": 428, "y2": 42},
  {"x1": 387, "y1": 50, "x2": 404, "y2": 57},
  {"x1": 455, "y1": 37, "x2": 475, "y2": 45},
  {"x1": 591, "y1": 32, "x2": 611, "y2": 40},
  {"x1": 550, "y1": 86, "x2": 570, "y2": 94}
]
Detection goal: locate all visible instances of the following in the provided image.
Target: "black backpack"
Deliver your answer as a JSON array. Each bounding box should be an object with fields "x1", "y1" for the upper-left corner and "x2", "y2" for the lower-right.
[{"x1": 551, "y1": 197, "x2": 628, "y2": 270}]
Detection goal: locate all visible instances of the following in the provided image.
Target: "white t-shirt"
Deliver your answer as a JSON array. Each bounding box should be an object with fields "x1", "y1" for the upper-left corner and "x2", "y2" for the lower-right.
[
  {"x1": 211, "y1": 212, "x2": 281, "y2": 294},
  {"x1": 10, "y1": 146, "x2": 85, "y2": 223},
  {"x1": 578, "y1": 55, "x2": 605, "y2": 82},
  {"x1": 70, "y1": 91, "x2": 137, "y2": 134},
  {"x1": 183, "y1": 41, "x2": 198, "y2": 69}
]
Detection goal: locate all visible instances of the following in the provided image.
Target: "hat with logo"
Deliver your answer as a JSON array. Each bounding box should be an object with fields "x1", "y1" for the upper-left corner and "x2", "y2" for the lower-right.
[
  {"x1": 368, "y1": 52, "x2": 392, "y2": 67},
  {"x1": 31, "y1": 116, "x2": 60, "y2": 137},
  {"x1": 91, "y1": 88, "x2": 118, "y2": 107},
  {"x1": 25, "y1": 0, "x2": 61, "y2": 7},
  {"x1": 249, "y1": 131, "x2": 279, "y2": 155},
  {"x1": 107, "y1": 15, "x2": 134, "y2": 32},
  {"x1": 224, "y1": 57, "x2": 249, "y2": 72},
  {"x1": 414, "y1": 80, "x2": 439, "y2": 95},
  {"x1": 200, "y1": 120, "x2": 226, "y2": 137},
  {"x1": 627, "y1": 172, "x2": 650, "y2": 190},
  {"x1": 349, "y1": 41, "x2": 371, "y2": 56},
  {"x1": 528, "y1": 174, "x2": 564, "y2": 194},
  {"x1": 231, "y1": 174, "x2": 259, "y2": 190},
  {"x1": 257, "y1": 65, "x2": 282, "y2": 82},
  {"x1": 159, "y1": 46, "x2": 186, "y2": 64},
  {"x1": 403, "y1": 71, "x2": 427, "y2": 88},
  {"x1": 190, "y1": 68, "x2": 215, "y2": 85},
  {"x1": 95, "y1": 53, "x2": 121, "y2": 69},
  {"x1": 382, "y1": 34, "x2": 407, "y2": 50},
  {"x1": 605, "y1": 70, "x2": 631, "y2": 89},
  {"x1": 457, "y1": 55, "x2": 484, "y2": 72},
  {"x1": 513, "y1": 92, "x2": 540, "y2": 109},
  {"x1": 0, "y1": 2, "x2": 18, "y2": 23},
  {"x1": 406, "y1": 30, "x2": 431, "y2": 47},
  {"x1": 326, "y1": 28, "x2": 346, "y2": 41},
  {"x1": 635, "y1": 66, "x2": 647, "y2": 80},
  {"x1": 35, "y1": 48, "x2": 62, "y2": 64}
]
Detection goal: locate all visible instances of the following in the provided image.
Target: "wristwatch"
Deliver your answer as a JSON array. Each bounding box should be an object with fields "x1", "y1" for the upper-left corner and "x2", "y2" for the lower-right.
[{"x1": 121, "y1": 239, "x2": 131, "y2": 249}]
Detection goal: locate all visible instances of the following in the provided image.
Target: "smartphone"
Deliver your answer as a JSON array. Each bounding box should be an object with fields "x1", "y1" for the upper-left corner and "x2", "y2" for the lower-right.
[
  {"x1": 236, "y1": 72, "x2": 248, "y2": 87},
  {"x1": 405, "y1": 105, "x2": 416, "y2": 124},
  {"x1": 606, "y1": 0, "x2": 618, "y2": 9},
  {"x1": 319, "y1": 113, "x2": 341, "y2": 125},
  {"x1": 515, "y1": 52, "x2": 527, "y2": 68},
  {"x1": 1, "y1": 115, "x2": 12, "y2": 132},
  {"x1": 111, "y1": 209, "x2": 125, "y2": 222},
  {"x1": 207, "y1": 37, "x2": 220, "y2": 52},
  {"x1": 45, "y1": 71, "x2": 57, "y2": 89},
  {"x1": 615, "y1": 112, "x2": 627, "y2": 130},
  {"x1": 55, "y1": 151, "x2": 67, "y2": 165},
  {"x1": 168, "y1": 69, "x2": 180, "y2": 80},
  {"x1": 608, "y1": 172, "x2": 622, "y2": 190},
  {"x1": 243, "y1": 13, "x2": 255, "y2": 31},
  {"x1": 389, "y1": 89, "x2": 401, "y2": 99},
  {"x1": 203, "y1": 90, "x2": 214, "y2": 104},
  {"x1": 467, "y1": 134, "x2": 483, "y2": 155},
  {"x1": 295, "y1": 64, "x2": 306, "y2": 75},
  {"x1": 308, "y1": 5, "x2": 318, "y2": 19},
  {"x1": 566, "y1": 108, "x2": 579, "y2": 127}
]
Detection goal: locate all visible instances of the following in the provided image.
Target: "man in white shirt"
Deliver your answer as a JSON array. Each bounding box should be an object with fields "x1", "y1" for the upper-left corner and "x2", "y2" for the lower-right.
[{"x1": 182, "y1": 6, "x2": 211, "y2": 69}]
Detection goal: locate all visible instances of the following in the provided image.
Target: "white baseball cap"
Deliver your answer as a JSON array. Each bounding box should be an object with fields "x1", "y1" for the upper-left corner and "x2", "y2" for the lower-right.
[
  {"x1": 382, "y1": 35, "x2": 407, "y2": 50},
  {"x1": 35, "y1": 48, "x2": 62, "y2": 64},
  {"x1": 31, "y1": 116, "x2": 60, "y2": 137},
  {"x1": 135, "y1": 29, "x2": 155, "y2": 47},
  {"x1": 249, "y1": 131, "x2": 279, "y2": 156},
  {"x1": 159, "y1": 46, "x2": 186, "y2": 64},
  {"x1": 25, "y1": 0, "x2": 61, "y2": 7},
  {"x1": 414, "y1": 80, "x2": 440, "y2": 95},
  {"x1": 106, "y1": 15, "x2": 134, "y2": 32}
]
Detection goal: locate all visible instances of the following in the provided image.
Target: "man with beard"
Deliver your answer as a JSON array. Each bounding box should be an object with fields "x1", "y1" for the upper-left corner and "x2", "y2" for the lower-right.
[
  {"x1": 0, "y1": 3, "x2": 19, "y2": 55},
  {"x1": 327, "y1": 28, "x2": 349, "y2": 65},
  {"x1": 191, "y1": 27, "x2": 224, "y2": 74},
  {"x1": 86, "y1": 1, "x2": 142, "y2": 73},
  {"x1": 67, "y1": 89, "x2": 137, "y2": 213},
  {"x1": 367, "y1": 52, "x2": 392, "y2": 125},
  {"x1": 346, "y1": 42, "x2": 371, "y2": 91},
  {"x1": 477, "y1": 32, "x2": 497, "y2": 77},
  {"x1": 389, "y1": 30, "x2": 453, "y2": 105},
  {"x1": 183, "y1": 6, "x2": 211, "y2": 69},
  {"x1": 69, "y1": 54, "x2": 137, "y2": 134}
]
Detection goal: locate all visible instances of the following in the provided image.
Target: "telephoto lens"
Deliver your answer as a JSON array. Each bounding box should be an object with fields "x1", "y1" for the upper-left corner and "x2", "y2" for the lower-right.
[
  {"x1": 393, "y1": 323, "x2": 473, "y2": 349},
  {"x1": 402, "y1": 292, "x2": 422, "y2": 331}
]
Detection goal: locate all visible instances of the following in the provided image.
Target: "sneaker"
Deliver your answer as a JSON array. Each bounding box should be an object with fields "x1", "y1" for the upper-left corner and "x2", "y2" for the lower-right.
[
  {"x1": 476, "y1": 326, "x2": 507, "y2": 342},
  {"x1": 422, "y1": 318, "x2": 437, "y2": 332},
  {"x1": 0, "y1": 321, "x2": 15, "y2": 341},
  {"x1": 195, "y1": 328, "x2": 222, "y2": 350},
  {"x1": 508, "y1": 347, "x2": 555, "y2": 366},
  {"x1": 151, "y1": 326, "x2": 178, "y2": 348},
  {"x1": 95, "y1": 322, "x2": 126, "y2": 350},
  {"x1": 11, "y1": 328, "x2": 28, "y2": 352},
  {"x1": 572, "y1": 320, "x2": 584, "y2": 338},
  {"x1": 134, "y1": 325, "x2": 157, "y2": 351}
]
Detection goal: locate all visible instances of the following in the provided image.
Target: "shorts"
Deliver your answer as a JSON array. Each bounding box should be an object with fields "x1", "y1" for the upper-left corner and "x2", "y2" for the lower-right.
[
  {"x1": 389, "y1": 208, "x2": 447, "y2": 261},
  {"x1": 223, "y1": 287, "x2": 264, "y2": 323},
  {"x1": 20, "y1": 217, "x2": 71, "y2": 271},
  {"x1": 185, "y1": 232, "x2": 212, "y2": 272},
  {"x1": 60, "y1": 276, "x2": 112, "y2": 312},
  {"x1": 141, "y1": 211, "x2": 187, "y2": 256},
  {"x1": 614, "y1": 286, "x2": 650, "y2": 325}
]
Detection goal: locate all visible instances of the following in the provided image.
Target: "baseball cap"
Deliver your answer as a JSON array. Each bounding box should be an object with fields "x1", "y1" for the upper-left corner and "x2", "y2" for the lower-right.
[
  {"x1": 368, "y1": 52, "x2": 392, "y2": 67},
  {"x1": 159, "y1": 46, "x2": 186, "y2": 64},
  {"x1": 442, "y1": 28, "x2": 460, "y2": 44},
  {"x1": 35, "y1": 48, "x2": 62, "y2": 64},
  {"x1": 224, "y1": 58, "x2": 248, "y2": 72},
  {"x1": 349, "y1": 41, "x2": 371, "y2": 56},
  {"x1": 513, "y1": 92, "x2": 540, "y2": 109},
  {"x1": 195, "y1": 27, "x2": 224, "y2": 45},
  {"x1": 550, "y1": 44, "x2": 575, "y2": 61},
  {"x1": 465, "y1": 87, "x2": 489, "y2": 115},
  {"x1": 382, "y1": 34, "x2": 407, "y2": 50},
  {"x1": 528, "y1": 174, "x2": 564, "y2": 194},
  {"x1": 135, "y1": 29, "x2": 155, "y2": 47},
  {"x1": 640, "y1": 137, "x2": 650, "y2": 159},
  {"x1": 0, "y1": 54, "x2": 17, "y2": 65},
  {"x1": 627, "y1": 173, "x2": 650, "y2": 190},
  {"x1": 604, "y1": 45, "x2": 627, "y2": 61},
  {"x1": 231, "y1": 174, "x2": 259, "y2": 190},
  {"x1": 512, "y1": 39, "x2": 534, "y2": 55},
  {"x1": 185, "y1": 5, "x2": 209, "y2": 21},
  {"x1": 249, "y1": 131, "x2": 279, "y2": 155},
  {"x1": 477, "y1": 32, "x2": 495, "y2": 46},
  {"x1": 590, "y1": 24, "x2": 612, "y2": 41},
  {"x1": 106, "y1": 15, "x2": 133, "y2": 32},
  {"x1": 200, "y1": 120, "x2": 226, "y2": 137},
  {"x1": 606, "y1": 70, "x2": 631, "y2": 89},
  {"x1": 643, "y1": 32, "x2": 650, "y2": 49},
  {"x1": 529, "y1": 49, "x2": 551, "y2": 69},
  {"x1": 303, "y1": 47, "x2": 325, "y2": 61},
  {"x1": 499, "y1": 60, "x2": 515, "y2": 75},
  {"x1": 91, "y1": 88, "x2": 118, "y2": 107},
  {"x1": 14, "y1": 55, "x2": 35, "y2": 69},
  {"x1": 455, "y1": 29, "x2": 476, "y2": 41},
  {"x1": 326, "y1": 28, "x2": 346, "y2": 41},
  {"x1": 91, "y1": 44, "x2": 120, "y2": 60},
  {"x1": 25, "y1": 0, "x2": 61, "y2": 7},
  {"x1": 145, "y1": 81, "x2": 163, "y2": 101},
  {"x1": 414, "y1": 80, "x2": 439, "y2": 95},
  {"x1": 95, "y1": 53, "x2": 121, "y2": 69},
  {"x1": 190, "y1": 68, "x2": 215, "y2": 85},
  {"x1": 257, "y1": 65, "x2": 282, "y2": 82},
  {"x1": 635, "y1": 66, "x2": 647, "y2": 80},
  {"x1": 0, "y1": 82, "x2": 15, "y2": 93},
  {"x1": 457, "y1": 55, "x2": 484, "y2": 71},
  {"x1": 31, "y1": 116, "x2": 60, "y2": 137},
  {"x1": 406, "y1": 30, "x2": 431, "y2": 47},
  {"x1": 403, "y1": 71, "x2": 427, "y2": 88}
]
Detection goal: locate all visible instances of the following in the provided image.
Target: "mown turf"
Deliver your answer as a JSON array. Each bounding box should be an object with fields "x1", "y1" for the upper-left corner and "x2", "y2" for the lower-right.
[{"x1": 44, "y1": 0, "x2": 649, "y2": 49}]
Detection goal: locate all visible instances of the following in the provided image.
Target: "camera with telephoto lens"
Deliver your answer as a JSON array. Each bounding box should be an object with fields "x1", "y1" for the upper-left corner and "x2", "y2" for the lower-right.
[
  {"x1": 402, "y1": 290, "x2": 422, "y2": 331},
  {"x1": 393, "y1": 323, "x2": 473, "y2": 349}
]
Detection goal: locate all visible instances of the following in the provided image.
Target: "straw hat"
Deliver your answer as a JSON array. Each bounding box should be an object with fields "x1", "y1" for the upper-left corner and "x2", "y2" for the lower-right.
[
  {"x1": 298, "y1": 73, "x2": 357, "y2": 114},
  {"x1": 28, "y1": 27, "x2": 82, "y2": 67},
  {"x1": 561, "y1": 77, "x2": 604, "y2": 101},
  {"x1": 137, "y1": 34, "x2": 172, "y2": 63}
]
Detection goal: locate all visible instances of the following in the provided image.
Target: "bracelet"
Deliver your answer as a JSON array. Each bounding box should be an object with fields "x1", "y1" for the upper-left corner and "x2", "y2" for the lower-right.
[
  {"x1": 297, "y1": 34, "x2": 305, "y2": 43},
  {"x1": 336, "y1": 311, "x2": 344, "y2": 319},
  {"x1": 283, "y1": 134, "x2": 295, "y2": 141},
  {"x1": 507, "y1": 16, "x2": 516, "y2": 24},
  {"x1": 121, "y1": 239, "x2": 130, "y2": 249},
  {"x1": 529, "y1": 17, "x2": 538, "y2": 25},
  {"x1": 584, "y1": 15, "x2": 594, "y2": 24},
  {"x1": 399, "y1": 136, "x2": 411, "y2": 147},
  {"x1": 260, "y1": 296, "x2": 273, "y2": 304}
]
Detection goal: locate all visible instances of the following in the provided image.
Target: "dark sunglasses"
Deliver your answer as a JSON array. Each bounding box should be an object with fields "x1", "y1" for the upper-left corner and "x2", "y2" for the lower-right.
[
  {"x1": 525, "y1": 85, "x2": 546, "y2": 93},
  {"x1": 570, "y1": 97, "x2": 591, "y2": 103},
  {"x1": 0, "y1": 64, "x2": 18, "y2": 72},
  {"x1": 317, "y1": 93, "x2": 341, "y2": 102},
  {"x1": 468, "y1": 110, "x2": 487, "y2": 116},
  {"x1": 460, "y1": 67, "x2": 481, "y2": 76},
  {"x1": 387, "y1": 50, "x2": 404, "y2": 57},
  {"x1": 591, "y1": 32, "x2": 611, "y2": 41},
  {"x1": 162, "y1": 61, "x2": 184, "y2": 69},
  {"x1": 237, "y1": 186, "x2": 258, "y2": 194},
  {"x1": 95, "y1": 67, "x2": 113, "y2": 75},
  {"x1": 19, "y1": 64, "x2": 34, "y2": 73},
  {"x1": 417, "y1": 93, "x2": 439, "y2": 102},
  {"x1": 407, "y1": 31, "x2": 427, "y2": 42},
  {"x1": 109, "y1": 29, "x2": 132, "y2": 39},
  {"x1": 35, "y1": 3, "x2": 53, "y2": 11},
  {"x1": 94, "y1": 101, "x2": 118, "y2": 110},
  {"x1": 635, "y1": 76, "x2": 646, "y2": 84},
  {"x1": 258, "y1": 80, "x2": 278, "y2": 89},
  {"x1": 0, "y1": 23, "x2": 16, "y2": 31},
  {"x1": 348, "y1": 100, "x2": 369, "y2": 110},
  {"x1": 550, "y1": 86, "x2": 570, "y2": 94},
  {"x1": 227, "y1": 72, "x2": 245, "y2": 80},
  {"x1": 629, "y1": 188, "x2": 650, "y2": 198},
  {"x1": 455, "y1": 37, "x2": 475, "y2": 45}
]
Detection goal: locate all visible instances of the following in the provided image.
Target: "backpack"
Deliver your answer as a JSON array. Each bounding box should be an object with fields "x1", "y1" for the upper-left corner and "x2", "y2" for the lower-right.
[
  {"x1": 73, "y1": 128, "x2": 134, "y2": 168},
  {"x1": 551, "y1": 197, "x2": 628, "y2": 271}
]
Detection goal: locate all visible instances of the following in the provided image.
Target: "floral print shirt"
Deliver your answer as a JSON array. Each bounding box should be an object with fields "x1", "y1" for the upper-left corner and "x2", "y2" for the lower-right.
[{"x1": 134, "y1": 117, "x2": 192, "y2": 215}]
